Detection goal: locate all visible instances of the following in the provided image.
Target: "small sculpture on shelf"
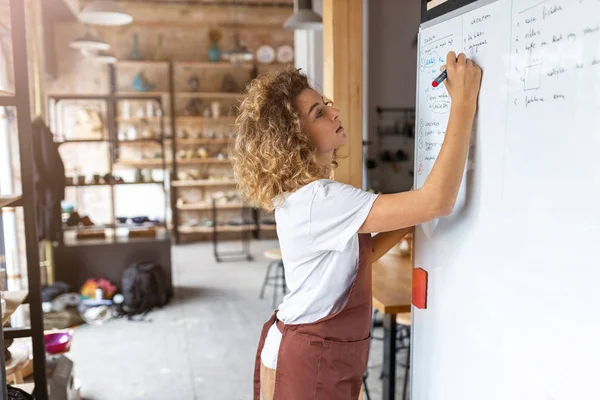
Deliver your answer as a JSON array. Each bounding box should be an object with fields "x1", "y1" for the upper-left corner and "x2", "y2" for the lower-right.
[
  {"x1": 154, "y1": 33, "x2": 168, "y2": 61},
  {"x1": 188, "y1": 75, "x2": 200, "y2": 91},
  {"x1": 184, "y1": 74, "x2": 202, "y2": 116},
  {"x1": 208, "y1": 29, "x2": 222, "y2": 62},
  {"x1": 221, "y1": 73, "x2": 238, "y2": 93},
  {"x1": 211, "y1": 101, "x2": 221, "y2": 118},
  {"x1": 132, "y1": 72, "x2": 155, "y2": 92},
  {"x1": 197, "y1": 147, "x2": 208, "y2": 159},
  {"x1": 128, "y1": 33, "x2": 144, "y2": 61}
]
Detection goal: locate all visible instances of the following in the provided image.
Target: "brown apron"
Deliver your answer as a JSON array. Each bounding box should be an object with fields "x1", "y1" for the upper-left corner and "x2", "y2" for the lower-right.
[{"x1": 254, "y1": 234, "x2": 373, "y2": 400}]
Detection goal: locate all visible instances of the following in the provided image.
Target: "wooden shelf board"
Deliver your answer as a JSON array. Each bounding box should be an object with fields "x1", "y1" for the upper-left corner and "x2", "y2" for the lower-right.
[
  {"x1": 63, "y1": 222, "x2": 164, "y2": 231},
  {"x1": 178, "y1": 202, "x2": 245, "y2": 211},
  {"x1": 114, "y1": 160, "x2": 170, "y2": 168},
  {"x1": 166, "y1": 138, "x2": 231, "y2": 145},
  {"x1": 116, "y1": 60, "x2": 170, "y2": 67},
  {"x1": 177, "y1": 158, "x2": 231, "y2": 165},
  {"x1": 116, "y1": 91, "x2": 170, "y2": 97},
  {"x1": 56, "y1": 138, "x2": 110, "y2": 144},
  {"x1": 259, "y1": 224, "x2": 277, "y2": 231},
  {"x1": 2, "y1": 290, "x2": 29, "y2": 325},
  {"x1": 0, "y1": 89, "x2": 15, "y2": 96},
  {"x1": 175, "y1": 61, "x2": 254, "y2": 69},
  {"x1": 176, "y1": 116, "x2": 237, "y2": 123},
  {"x1": 47, "y1": 93, "x2": 111, "y2": 100},
  {"x1": 0, "y1": 194, "x2": 22, "y2": 208},
  {"x1": 62, "y1": 231, "x2": 170, "y2": 247},
  {"x1": 178, "y1": 224, "x2": 255, "y2": 234},
  {"x1": 176, "y1": 92, "x2": 243, "y2": 99},
  {"x1": 172, "y1": 180, "x2": 236, "y2": 187},
  {"x1": 116, "y1": 139, "x2": 163, "y2": 144},
  {"x1": 66, "y1": 181, "x2": 165, "y2": 187},
  {"x1": 117, "y1": 116, "x2": 236, "y2": 123}
]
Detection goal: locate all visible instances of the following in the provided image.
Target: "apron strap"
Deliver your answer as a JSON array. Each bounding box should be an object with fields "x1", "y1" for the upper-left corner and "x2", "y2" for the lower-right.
[{"x1": 254, "y1": 312, "x2": 278, "y2": 400}]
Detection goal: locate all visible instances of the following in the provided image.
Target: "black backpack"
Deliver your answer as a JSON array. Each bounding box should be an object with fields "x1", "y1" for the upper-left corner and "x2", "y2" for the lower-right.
[{"x1": 119, "y1": 262, "x2": 171, "y2": 319}]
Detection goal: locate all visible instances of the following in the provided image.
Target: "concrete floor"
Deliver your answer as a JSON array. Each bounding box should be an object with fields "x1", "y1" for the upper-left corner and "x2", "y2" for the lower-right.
[{"x1": 68, "y1": 240, "x2": 409, "y2": 400}]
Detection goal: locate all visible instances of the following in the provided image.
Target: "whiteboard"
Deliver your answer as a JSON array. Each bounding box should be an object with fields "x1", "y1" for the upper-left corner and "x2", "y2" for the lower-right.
[{"x1": 412, "y1": 1, "x2": 600, "y2": 399}]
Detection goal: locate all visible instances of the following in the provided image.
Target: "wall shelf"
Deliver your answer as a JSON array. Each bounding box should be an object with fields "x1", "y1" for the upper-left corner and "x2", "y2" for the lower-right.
[
  {"x1": 167, "y1": 138, "x2": 231, "y2": 145},
  {"x1": 66, "y1": 181, "x2": 165, "y2": 187},
  {"x1": 175, "y1": 61, "x2": 255, "y2": 69},
  {"x1": 178, "y1": 224, "x2": 255, "y2": 234},
  {"x1": 172, "y1": 179, "x2": 236, "y2": 187},
  {"x1": 116, "y1": 116, "x2": 236, "y2": 123},
  {"x1": 114, "y1": 159, "x2": 171, "y2": 168},
  {"x1": 107, "y1": 57, "x2": 285, "y2": 244},
  {"x1": 178, "y1": 202, "x2": 244, "y2": 211},
  {"x1": 116, "y1": 91, "x2": 170, "y2": 97},
  {"x1": 176, "y1": 92, "x2": 243, "y2": 99},
  {"x1": 116, "y1": 60, "x2": 170, "y2": 68}
]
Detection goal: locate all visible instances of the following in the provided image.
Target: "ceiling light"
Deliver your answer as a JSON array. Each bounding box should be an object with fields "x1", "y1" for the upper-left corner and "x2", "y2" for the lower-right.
[
  {"x1": 284, "y1": 0, "x2": 322, "y2": 31},
  {"x1": 69, "y1": 28, "x2": 111, "y2": 51},
  {"x1": 222, "y1": 32, "x2": 254, "y2": 64},
  {"x1": 94, "y1": 51, "x2": 118, "y2": 64},
  {"x1": 79, "y1": 0, "x2": 133, "y2": 26},
  {"x1": 81, "y1": 48, "x2": 118, "y2": 64}
]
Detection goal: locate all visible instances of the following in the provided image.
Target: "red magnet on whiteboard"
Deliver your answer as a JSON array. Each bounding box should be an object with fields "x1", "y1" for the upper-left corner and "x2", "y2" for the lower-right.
[{"x1": 412, "y1": 267, "x2": 428, "y2": 309}]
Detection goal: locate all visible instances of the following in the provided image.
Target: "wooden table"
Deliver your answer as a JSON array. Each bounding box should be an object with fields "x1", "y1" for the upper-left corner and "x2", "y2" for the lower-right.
[{"x1": 372, "y1": 254, "x2": 412, "y2": 400}]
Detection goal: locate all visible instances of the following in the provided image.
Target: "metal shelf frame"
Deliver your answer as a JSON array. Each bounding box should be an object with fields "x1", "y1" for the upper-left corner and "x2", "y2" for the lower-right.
[{"x1": 0, "y1": 1, "x2": 49, "y2": 398}]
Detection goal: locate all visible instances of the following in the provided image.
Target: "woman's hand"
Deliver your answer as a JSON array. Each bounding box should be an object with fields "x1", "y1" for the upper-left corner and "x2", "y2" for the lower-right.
[{"x1": 442, "y1": 51, "x2": 482, "y2": 108}]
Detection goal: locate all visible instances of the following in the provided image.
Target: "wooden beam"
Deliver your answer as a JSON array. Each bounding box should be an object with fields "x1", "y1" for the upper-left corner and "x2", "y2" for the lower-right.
[{"x1": 323, "y1": 0, "x2": 363, "y2": 188}]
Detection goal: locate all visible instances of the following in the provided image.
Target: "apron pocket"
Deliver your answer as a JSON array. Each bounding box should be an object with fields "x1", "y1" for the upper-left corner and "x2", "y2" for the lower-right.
[
  {"x1": 274, "y1": 332, "x2": 324, "y2": 400},
  {"x1": 315, "y1": 336, "x2": 371, "y2": 400}
]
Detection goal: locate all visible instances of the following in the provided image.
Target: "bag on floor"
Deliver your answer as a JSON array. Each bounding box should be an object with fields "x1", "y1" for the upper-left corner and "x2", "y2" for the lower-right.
[
  {"x1": 7, "y1": 385, "x2": 34, "y2": 400},
  {"x1": 119, "y1": 261, "x2": 170, "y2": 319}
]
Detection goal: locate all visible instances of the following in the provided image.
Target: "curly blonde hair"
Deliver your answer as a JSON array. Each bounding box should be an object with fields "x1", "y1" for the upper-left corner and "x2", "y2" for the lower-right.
[{"x1": 232, "y1": 68, "x2": 336, "y2": 211}]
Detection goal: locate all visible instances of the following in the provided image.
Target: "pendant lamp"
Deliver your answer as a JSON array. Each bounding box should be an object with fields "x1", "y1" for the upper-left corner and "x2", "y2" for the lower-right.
[
  {"x1": 284, "y1": 0, "x2": 322, "y2": 30},
  {"x1": 69, "y1": 27, "x2": 111, "y2": 51},
  {"x1": 81, "y1": 48, "x2": 118, "y2": 64},
  {"x1": 79, "y1": 0, "x2": 133, "y2": 26},
  {"x1": 223, "y1": 32, "x2": 254, "y2": 64}
]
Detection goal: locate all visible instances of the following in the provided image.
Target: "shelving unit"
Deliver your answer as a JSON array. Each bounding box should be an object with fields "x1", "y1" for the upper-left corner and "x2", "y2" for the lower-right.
[
  {"x1": 48, "y1": 91, "x2": 173, "y2": 293},
  {"x1": 0, "y1": 1, "x2": 49, "y2": 398},
  {"x1": 171, "y1": 179, "x2": 236, "y2": 188},
  {"x1": 48, "y1": 93, "x2": 170, "y2": 244},
  {"x1": 107, "y1": 55, "x2": 288, "y2": 244}
]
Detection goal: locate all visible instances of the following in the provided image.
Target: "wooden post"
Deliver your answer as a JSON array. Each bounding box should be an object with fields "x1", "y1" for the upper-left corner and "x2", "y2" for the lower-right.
[{"x1": 323, "y1": 0, "x2": 363, "y2": 188}]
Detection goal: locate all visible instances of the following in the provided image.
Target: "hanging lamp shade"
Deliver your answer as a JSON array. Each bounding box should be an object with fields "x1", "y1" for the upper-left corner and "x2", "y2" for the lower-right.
[
  {"x1": 79, "y1": 0, "x2": 133, "y2": 26},
  {"x1": 80, "y1": 48, "x2": 118, "y2": 64},
  {"x1": 69, "y1": 28, "x2": 111, "y2": 51},
  {"x1": 94, "y1": 50, "x2": 118, "y2": 64},
  {"x1": 223, "y1": 32, "x2": 254, "y2": 64},
  {"x1": 284, "y1": 0, "x2": 322, "y2": 30}
]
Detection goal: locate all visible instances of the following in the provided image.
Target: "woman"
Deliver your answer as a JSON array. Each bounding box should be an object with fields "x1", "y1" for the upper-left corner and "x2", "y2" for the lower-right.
[{"x1": 232, "y1": 51, "x2": 481, "y2": 400}]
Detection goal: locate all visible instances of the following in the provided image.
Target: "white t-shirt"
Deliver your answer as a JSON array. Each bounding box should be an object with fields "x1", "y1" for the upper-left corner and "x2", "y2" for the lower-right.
[{"x1": 260, "y1": 179, "x2": 378, "y2": 369}]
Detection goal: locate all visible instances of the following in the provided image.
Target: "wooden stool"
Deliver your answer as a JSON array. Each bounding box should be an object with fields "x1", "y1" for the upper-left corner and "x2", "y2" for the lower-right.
[
  {"x1": 260, "y1": 249, "x2": 287, "y2": 309},
  {"x1": 5, "y1": 342, "x2": 29, "y2": 384}
]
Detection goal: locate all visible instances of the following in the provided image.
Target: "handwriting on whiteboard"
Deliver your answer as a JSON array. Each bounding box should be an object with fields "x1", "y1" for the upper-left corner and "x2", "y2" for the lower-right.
[{"x1": 512, "y1": 1, "x2": 600, "y2": 109}]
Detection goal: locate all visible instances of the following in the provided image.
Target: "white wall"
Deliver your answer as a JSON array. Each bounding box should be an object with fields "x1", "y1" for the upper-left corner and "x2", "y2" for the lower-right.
[
  {"x1": 367, "y1": 0, "x2": 421, "y2": 193},
  {"x1": 293, "y1": 0, "x2": 420, "y2": 193}
]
